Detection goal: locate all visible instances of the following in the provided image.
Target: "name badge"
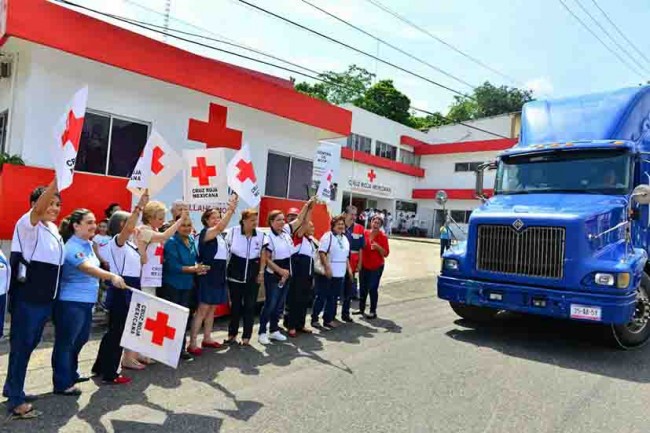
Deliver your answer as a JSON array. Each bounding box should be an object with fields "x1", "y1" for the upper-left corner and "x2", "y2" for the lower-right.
[{"x1": 352, "y1": 234, "x2": 361, "y2": 239}]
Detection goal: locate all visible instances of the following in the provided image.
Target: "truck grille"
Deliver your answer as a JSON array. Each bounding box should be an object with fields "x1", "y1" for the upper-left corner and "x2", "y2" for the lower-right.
[{"x1": 476, "y1": 225, "x2": 566, "y2": 279}]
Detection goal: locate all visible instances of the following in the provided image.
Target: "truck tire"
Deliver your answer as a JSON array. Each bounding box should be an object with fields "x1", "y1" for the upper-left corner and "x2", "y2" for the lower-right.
[
  {"x1": 449, "y1": 302, "x2": 498, "y2": 322},
  {"x1": 611, "y1": 273, "x2": 650, "y2": 349}
]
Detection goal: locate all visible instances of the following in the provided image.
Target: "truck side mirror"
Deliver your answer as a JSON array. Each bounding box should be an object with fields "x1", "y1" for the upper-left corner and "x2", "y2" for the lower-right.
[
  {"x1": 475, "y1": 161, "x2": 497, "y2": 202},
  {"x1": 632, "y1": 184, "x2": 650, "y2": 205}
]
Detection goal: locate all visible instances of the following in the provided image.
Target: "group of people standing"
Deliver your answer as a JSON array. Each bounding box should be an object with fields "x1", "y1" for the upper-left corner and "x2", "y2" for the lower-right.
[{"x1": 1, "y1": 178, "x2": 390, "y2": 420}]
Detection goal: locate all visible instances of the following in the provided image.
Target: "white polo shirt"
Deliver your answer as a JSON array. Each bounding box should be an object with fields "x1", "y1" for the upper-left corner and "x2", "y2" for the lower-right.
[{"x1": 319, "y1": 231, "x2": 350, "y2": 278}]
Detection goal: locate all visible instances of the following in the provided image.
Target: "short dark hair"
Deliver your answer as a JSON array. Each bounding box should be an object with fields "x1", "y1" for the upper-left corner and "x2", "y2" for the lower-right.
[
  {"x1": 30, "y1": 186, "x2": 60, "y2": 206},
  {"x1": 344, "y1": 205, "x2": 358, "y2": 215},
  {"x1": 105, "y1": 202, "x2": 121, "y2": 218},
  {"x1": 330, "y1": 214, "x2": 346, "y2": 231},
  {"x1": 201, "y1": 208, "x2": 220, "y2": 227}
]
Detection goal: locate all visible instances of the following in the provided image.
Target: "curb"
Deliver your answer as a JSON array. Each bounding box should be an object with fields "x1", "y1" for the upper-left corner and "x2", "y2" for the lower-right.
[{"x1": 389, "y1": 236, "x2": 440, "y2": 245}]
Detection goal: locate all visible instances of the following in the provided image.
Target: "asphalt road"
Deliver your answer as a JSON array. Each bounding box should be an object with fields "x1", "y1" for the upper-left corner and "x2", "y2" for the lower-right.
[{"x1": 3, "y1": 260, "x2": 650, "y2": 431}]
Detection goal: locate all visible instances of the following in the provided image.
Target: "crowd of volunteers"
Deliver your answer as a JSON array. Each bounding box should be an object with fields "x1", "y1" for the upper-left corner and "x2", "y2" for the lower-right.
[{"x1": 0, "y1": 177, "x2": 390, "y2": 420}]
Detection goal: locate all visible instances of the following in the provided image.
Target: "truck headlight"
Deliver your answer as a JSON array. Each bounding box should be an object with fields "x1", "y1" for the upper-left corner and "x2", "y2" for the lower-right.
[
  {"x1": 594, "y1": 273, "x2": 615, "y2": 286},
  {"x1": 443, "y1": 259, "x2": 459, "y2": 271},
  {"x1": 617, "y1": 273, "x2": 631, "y2": 289}
]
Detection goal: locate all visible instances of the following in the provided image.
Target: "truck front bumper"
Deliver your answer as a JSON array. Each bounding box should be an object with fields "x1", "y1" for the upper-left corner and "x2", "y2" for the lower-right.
[{"x1": 438, "y1": 275, "x2": 638, "y2": 325}]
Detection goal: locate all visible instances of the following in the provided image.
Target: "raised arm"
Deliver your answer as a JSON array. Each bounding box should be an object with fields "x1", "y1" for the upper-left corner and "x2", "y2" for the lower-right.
[
  {"x1": 30, "y1": 178, "x2": 58, "y2": 226},
  {"x1": 294, "y1": 206, "x2": 313, "y2": 238},
  {"x1": 117, "y1": 192, "x2": 149, "y2": 247},
  {"x1": 204, "y1": 194, "x2": 238, "y2": 243},
  {"x1": 148, "y1": 213, "x2": 186, "y2": 244},
  {"x1": 289, "y1": 196, "x2": 316, "y2": 233}
]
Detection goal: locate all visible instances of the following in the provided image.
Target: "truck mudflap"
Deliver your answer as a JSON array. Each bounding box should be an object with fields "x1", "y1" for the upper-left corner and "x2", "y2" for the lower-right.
[{"x1": 438, "y1": 275, "x2": 638, "y2": 325}]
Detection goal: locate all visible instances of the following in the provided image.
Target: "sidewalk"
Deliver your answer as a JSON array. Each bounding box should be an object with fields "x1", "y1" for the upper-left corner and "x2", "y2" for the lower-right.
[{"x1": 389, "y1": 235, "x2": 439, "y2": 244}]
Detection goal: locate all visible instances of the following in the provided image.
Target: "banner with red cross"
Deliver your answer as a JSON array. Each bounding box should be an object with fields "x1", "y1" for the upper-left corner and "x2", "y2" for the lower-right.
[
  {"x1": 120, "y1": 288, "x2": 189, "y2": 368},
  {"x1": 51, "y1": 86, "x2": 88, "y2": 191},
  {"x1": 182, "y1": 148, "x2": 228, "y2": 206},
  {"x1": 127, "y1": 129, "x2": 183, "y2": 198},
  {"x1": 226, "y1": 143, "x2": 261, "y2": 207}
]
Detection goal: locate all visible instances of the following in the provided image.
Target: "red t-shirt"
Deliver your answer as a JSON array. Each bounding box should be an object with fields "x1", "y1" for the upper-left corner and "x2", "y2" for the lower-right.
[{"x1": 361, "y1": 229, "x2": 389, "y2": 270}]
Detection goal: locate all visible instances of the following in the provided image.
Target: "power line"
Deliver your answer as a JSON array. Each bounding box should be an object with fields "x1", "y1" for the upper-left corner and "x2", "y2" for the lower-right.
[
  {"x1": 588, "y1": 0, "x2": 650, "y2": 67},
  {"x1": 556, "y1": 0, "x2": 646, "y2": 79},
  {"x1": 235, "y1": 0, "x2": 474, "y2": 99},
  {"x1": 359, "y1": 0, "x2": 521, "y2": 86},
  {"x1": 299, "y1": 0, "x2": 476, "y2": 89},
  {"x1": 572, "y1": 0, "x2": 650, "y2": 74},
  {"x1": 54, "y1": 0, "x2": 509, "y2": 139}
]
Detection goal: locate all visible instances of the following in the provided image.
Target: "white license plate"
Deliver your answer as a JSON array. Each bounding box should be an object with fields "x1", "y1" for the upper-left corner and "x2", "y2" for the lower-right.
[{"x1": 570, "y1": 304, "x2": 602, "y2": 321}]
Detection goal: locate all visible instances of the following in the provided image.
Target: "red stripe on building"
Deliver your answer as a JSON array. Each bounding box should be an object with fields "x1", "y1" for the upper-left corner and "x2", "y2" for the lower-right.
[
  {"x1": 340, "y1": 147, "x2": 425, "y2": 177},
  {"x1": 412, "y1": 188, "x2": 493, "y2": 200},
  {"x1": 6, "y1": 0, "x2": 351, "y2": 137},
  {"x1": 400, "y1": 136, "x2": 517, "y2": 155}
]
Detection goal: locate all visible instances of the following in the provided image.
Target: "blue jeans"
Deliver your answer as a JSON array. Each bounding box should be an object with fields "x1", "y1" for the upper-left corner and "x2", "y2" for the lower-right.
[
  {"x1": 3, "y1": 299, "x2": 52, "y2": 410},
  {"x1": 259, "y1": 276, "x2": 289, "y2": 335},
  {"x1": 312, "y1": 275, "x2": 344, "y2": 324},
  {"x1": 0, "y1": 293, "x2": 6, "y2": 339},
  {"x1": 360, "y1": 266, "x2": 384, "y2": 313},
  {"x1": 52, "y1": 301, "x2": 94, "y2": 392}
]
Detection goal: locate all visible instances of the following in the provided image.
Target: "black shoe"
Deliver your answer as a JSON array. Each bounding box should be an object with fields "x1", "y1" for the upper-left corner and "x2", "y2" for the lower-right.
[
  {"x1": 74, "y1": 377, "x2": 91, "y2": 384},
  {"x1": 365, "y1": 313, "x2": 377, "y2": 320},
  {"x1": 24, "y1": 394, "x2": 39, "y2": 403},
  {"x1": 342, "y1": 316, "x2": 354, "y2": 323},
  {"x1": 352, "y1": 310, "x2": 365, "y2": 316},
  {"x1": 180, "y1": 351, "x2": 194, "y2": 361},
  {"x1": 54, "y1": 387, "x2": 82, "y2": 396}
]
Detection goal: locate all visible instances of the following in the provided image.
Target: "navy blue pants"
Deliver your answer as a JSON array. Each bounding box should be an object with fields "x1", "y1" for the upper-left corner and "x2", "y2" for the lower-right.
[
  {"x1": 341, "y1": 273, "x2": 357, "y2": 319},
  {"x1": 360, "y1": 266, "x2": 384, "y2": 314},
  {"x1": 0, "y1": 293, "x2": 6, "y2": 339},
  {"x1": 3, "y1": 298, "x2": 52, "y2": 410},
  {"x1": 259, "y1": 276, "x2": 289, "y2": 335},
  {"x1": 312, "y1": 275, "x2": 344, "y2": 324},
  {"x1": 93, "y1": 287, "x2": 131, "y2": 381},
  {"x1": 52, "y1": 300, "x2": 94, "y2": 392}
]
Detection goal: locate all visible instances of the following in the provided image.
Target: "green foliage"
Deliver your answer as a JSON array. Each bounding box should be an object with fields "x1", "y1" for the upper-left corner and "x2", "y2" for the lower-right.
[
  {"x1": 447, "y1": 82, "x2": 533, "y2": 122},
  {"x1": 0, "y1": 152, "x2": 24, "y2": 169},
  {"x1": 294, "y1": 64, "x2": 374, "y2": 105},
  {"x1": 355, "y1": 80, "x2": 412, "y2": 125}
]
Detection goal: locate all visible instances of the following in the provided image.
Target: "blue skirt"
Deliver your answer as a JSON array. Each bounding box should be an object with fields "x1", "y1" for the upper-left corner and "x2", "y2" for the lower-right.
[{"x1": 197, "y1": 260, "x2": 228, "y2": 305}]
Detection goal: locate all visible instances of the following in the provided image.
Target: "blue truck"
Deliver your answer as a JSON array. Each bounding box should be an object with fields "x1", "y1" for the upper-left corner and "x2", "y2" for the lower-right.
[{"x1": 438, "y1": 86, "x2": 650, "y2": 348}]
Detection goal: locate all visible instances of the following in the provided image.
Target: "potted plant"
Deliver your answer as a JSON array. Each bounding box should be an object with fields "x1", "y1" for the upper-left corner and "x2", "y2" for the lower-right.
[{"x1": 0, "y1": 153, "x2": 24, "y2": 170}]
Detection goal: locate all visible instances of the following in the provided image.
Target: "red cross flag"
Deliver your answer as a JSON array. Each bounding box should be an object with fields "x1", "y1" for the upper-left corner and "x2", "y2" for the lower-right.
[
  {"x1": 51, "y1": 86, "x2": 88, "y2": 191},
  {"x1": 226, "y1": 143, "x2": 260, "y2": 207},
  {"x1": 182, "y1": 148, "x2": 228, "y2": 206},
  {"x1": 127, "y1": 129, "x2": 183, "y2": 197},
  {"x1": 120, "y1": 288, "x2": 189, "y2": 368},
  {"x1": 316, "y1": 168, "x2": 334, "y2": 202}
]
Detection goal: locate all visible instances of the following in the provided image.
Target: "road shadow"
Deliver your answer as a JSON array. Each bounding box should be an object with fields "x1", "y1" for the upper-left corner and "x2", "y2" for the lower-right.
[{"x1": 446, "y1": 312, "x2": 650, "y2": 383}]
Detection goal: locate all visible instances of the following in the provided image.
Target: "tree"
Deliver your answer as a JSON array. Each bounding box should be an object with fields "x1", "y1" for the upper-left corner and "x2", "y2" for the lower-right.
[
  {"x1": 355, "y1": 80, "x2": 412, "y2": 125},
  {"x1": 294, "y1": 64, "x2": 375, "y2": 105},
  {"x1": 408, "y1": 112, "x2": 448, "y2": 130},
  {"x1": 447, "y1": 82, "x2": 533, "y2": 122}
]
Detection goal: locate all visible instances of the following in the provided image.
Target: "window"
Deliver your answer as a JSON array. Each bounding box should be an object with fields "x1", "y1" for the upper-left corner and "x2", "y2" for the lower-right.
[
  {"x1": 265, "y1": 152, "x2": 314, "y2": 200},
  {"x1": 346, "y1": 133, "x2": 372, "y2": 153},
  {"x1": 75, "y1": 111, "x2": 150, "y2": 177},
  {"x1": 450, "y1": 210, "x2": 472, "y2": 224},
  {"x1": 0, "y1": 110, "x2": 7, "y2": 154},
  {"x1": 454, "y1": 162, "x2": 483, "y2": 172},
  {"x1": 374, "y1": 140, "x2": 397, "y2": 160},
  {"x1": 400, "y1": 149, "x2": 420, "y2": 167}
]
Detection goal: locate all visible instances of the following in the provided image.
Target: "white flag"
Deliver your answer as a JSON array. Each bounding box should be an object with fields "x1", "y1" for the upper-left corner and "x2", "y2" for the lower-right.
[
  {"x1": 227, "y1": 143, "x2": 261, "y2": 207},
  {"x1": 52, "y1": 86, "x2": 88, "y2": 191},
  {"x1": 183, "y1": 148, "x2": 228, "y2": 206},
  {"x1": 311, "y1": 142, "x2": 341, "y2": 203},
  {"x1": 127, "y1": 129, "x2": 183, "y2": 197},
  {"x1": 120, "y1": 288, "x2": 189, "y2": 369}
]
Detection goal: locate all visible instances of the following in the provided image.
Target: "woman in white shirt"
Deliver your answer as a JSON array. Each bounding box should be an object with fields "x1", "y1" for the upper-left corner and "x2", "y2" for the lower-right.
[{"x1": 311, "y1": 215, "x2": 352, "y2": 329}]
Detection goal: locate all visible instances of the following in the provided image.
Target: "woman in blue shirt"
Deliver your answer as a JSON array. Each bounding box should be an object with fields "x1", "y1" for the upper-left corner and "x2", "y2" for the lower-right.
[
  {"x1": 53, "y1": 209, "x2": 127, "y2": 396},
  {"x1": 188, "y1": 195, "x2": 237, "y2": 356},
  {"x1": 162, "y1": 217, "x2": 208, "y2": 361}
]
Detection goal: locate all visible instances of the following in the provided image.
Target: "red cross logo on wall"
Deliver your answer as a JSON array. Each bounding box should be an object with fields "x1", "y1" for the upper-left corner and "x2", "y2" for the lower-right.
[
  {"x1": 367, "y1": 169, "x2": 376, "y2": 183},
  {"x1": 236, "y1": 159, "x2": 257, "y2": 183},
  {"x1": 188, "y1": 103, "x2": 243, "y2": 150},
  {"x1": 154, "y1": 244, "x2": 164, "y2": 264},
  {"x1": 191, "y1": 157, "x2": 217, "y2": 186},
  {"x1": 144, "y1": 312, "x2": 176, "y2": 346}
]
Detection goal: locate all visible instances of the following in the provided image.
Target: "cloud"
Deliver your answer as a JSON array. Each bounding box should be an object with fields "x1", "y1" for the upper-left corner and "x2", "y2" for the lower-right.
[{"x1": 524, "y1": 77, "x2": 554, "y2": 96}]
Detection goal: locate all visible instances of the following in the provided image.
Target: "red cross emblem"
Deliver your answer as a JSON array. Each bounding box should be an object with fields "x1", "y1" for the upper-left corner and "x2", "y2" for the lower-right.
[
  {"x1": 188, "y1": 103, "x2": 243, "y2": 150},
  {"x1": 151, "y1": 146, "x2": 165, "y2": 175},
  {"x1": 191, "y1": 157, "x2": 217, "y2": 186},
  {"x1": 61, "y1": 110, "x2": 84, "y2": 151},
  {"x1": 144, "y1": 311, "x2": 176, "y2": 346},
  {"x1": 236, "y1": 159, "x2": 256, "y2": 183},
  {"x1": 326, "y1": 172, "x2": 333, "y2": 182},
  {"x1": 367, "y1": 169, "x2": 376, "y2": 183},
  {"x1": 154, "y1": 244, "x2": 164, "y2": 264}
]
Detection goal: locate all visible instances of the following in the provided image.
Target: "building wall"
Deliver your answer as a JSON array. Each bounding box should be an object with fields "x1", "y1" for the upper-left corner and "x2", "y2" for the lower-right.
[{"x1": 426, "y1": 114, "x2": 515, "y2": 143}]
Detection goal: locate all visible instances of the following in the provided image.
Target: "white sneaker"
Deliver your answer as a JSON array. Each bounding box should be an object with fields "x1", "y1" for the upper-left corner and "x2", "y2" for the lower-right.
[
  {"x1": 258, "y1": 333, "x2": 270, "y2": 345},
  {"x1": 269, "y1": 331, "x2": 287, "y2": 342}
]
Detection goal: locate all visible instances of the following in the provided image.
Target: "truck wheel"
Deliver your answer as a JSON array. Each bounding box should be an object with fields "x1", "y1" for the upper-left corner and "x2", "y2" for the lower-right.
[
  {"x1": 611, "y1": 273, "x2": 650, "y2": 349},
  {"x1": 449, "y1": 302, "x2": 498, "y2": 322}
]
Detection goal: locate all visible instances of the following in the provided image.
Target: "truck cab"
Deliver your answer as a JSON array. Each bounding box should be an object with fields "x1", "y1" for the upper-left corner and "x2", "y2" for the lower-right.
[{"x1": 437, "y1": 86, "x2": 650, "y2": 348}]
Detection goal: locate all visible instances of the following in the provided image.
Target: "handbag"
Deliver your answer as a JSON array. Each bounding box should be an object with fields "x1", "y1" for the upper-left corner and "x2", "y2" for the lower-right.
[{"x1": 313, "y1": 235, "x2": 332, "y2": 275}]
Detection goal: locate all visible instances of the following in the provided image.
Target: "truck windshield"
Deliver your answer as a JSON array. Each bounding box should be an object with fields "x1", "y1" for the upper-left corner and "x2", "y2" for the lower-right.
[{"x1": 495, "y1": 149, "x2": 632, "y2": 195}]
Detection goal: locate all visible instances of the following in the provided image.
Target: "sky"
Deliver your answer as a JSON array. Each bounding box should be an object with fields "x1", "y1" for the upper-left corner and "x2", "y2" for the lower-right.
[{"x1": 74, "y1": 0, "x2": 650, "y2": 116}]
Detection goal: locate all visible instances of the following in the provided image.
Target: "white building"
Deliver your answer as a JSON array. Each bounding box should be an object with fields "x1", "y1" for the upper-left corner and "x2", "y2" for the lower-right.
[{"x1": 0, "y1": 0, "x2": 519, "y2": 244}]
